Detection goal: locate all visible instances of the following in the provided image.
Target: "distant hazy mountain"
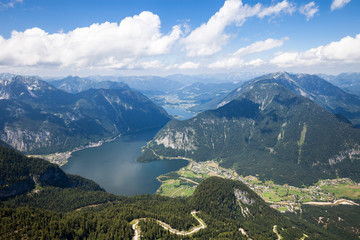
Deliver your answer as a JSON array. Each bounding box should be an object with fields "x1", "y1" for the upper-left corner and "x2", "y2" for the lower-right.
[
  {"x1": 87, "y1": 75, "x2": 184, "y2": 93},
  {"x1": 174, "y1": 82, "x2": 243, "y2": 112},
  {"x1": 167, "y1": 72, "x2": 263, "y2": 84},
  {"x1": 139, "y1": 81, "x2": 360, "y2": 186},
  {"x1": 49, "y1": 74, "x2": 257, "y2": 114},
  {"x1": 322, "y1": 73, "x2": 360, "y2": 96},
  {"x1": 0, "y1": 75, "x2": 170, "y2": 154},
  {"x1": 213, "y1": 72, "x2": 360, "y2": 127},
  {"x1": 49, "y1": 76, "x2": 129, "y2": 94}
]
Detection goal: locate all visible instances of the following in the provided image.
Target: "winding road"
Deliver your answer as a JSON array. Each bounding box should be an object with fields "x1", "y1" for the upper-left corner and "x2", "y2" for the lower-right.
[{"x1": 131, "y1": 210, "x2": 206, "y2": 240}]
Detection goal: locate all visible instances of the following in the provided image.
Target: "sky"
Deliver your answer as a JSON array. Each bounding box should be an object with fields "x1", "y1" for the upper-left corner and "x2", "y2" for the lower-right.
[{"x1": 0, "y1": 0, "x2": 359, "y2": 77}]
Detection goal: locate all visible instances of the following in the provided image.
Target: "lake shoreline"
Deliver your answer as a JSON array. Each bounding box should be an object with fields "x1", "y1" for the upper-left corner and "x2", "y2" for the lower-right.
[
  {"x1": 27, "y1": 134, "x2": 122, "y2": 166},
  {"x1": 27, "y1": 126, "x2": 166, "y2": 166},
  {"x1": 60, "y1": 129, "x2": 188, "y2": 196}
]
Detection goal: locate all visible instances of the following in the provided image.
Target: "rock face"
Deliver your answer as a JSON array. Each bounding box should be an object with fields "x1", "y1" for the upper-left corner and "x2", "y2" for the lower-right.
[
  {"x1": 0, "y1": 75, "x2": 170, "y2": 154},
  {"x1": 154, "y1": 126, "x2": 198, "y2": 151},
  {"x1": 234, "y1": 189, "x2": 255, "y2": 205},
  {"x1": 140, "y1": 82, "x2": 360, "y2": 186}
]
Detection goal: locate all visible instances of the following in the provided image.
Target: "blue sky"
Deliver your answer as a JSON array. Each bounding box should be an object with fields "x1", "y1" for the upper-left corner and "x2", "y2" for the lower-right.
[{"x1": 0, "y1": 0, "x2": 359, "y2": 76}]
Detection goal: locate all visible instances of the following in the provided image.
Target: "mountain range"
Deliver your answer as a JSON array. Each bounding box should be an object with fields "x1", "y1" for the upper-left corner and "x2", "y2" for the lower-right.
[
  {"x1": 49, "y1": 74, "x2": 248, "y2": 115},
  {"x1": 1, "y1": 71, "x2": 360, "y2": 239},
  {"x1": 48, "y1": 75, "x2": 129, "y2": 94},
  {"x1": 139, "y1": 74, "x2": 360, "y2": 186},
  {"x1": 0, "y1": 75, "x2": 170, "y2": 154},
  {"x1": 321, "y1": 72, "x2": 360, "y2": 96},
  {"x1": 210, "y1": 72, "x2": 360, "y2": 127}
]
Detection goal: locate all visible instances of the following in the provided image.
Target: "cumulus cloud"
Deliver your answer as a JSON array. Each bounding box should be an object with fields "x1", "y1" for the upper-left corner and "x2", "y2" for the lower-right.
[
  {"x1": 167, "y1": 61, "x2": 200, "y2": 70},
  {"x1": 270, "y1": 34, "x2": 360, "y2": 67},
  {"x1": 299, "y1": 2, "x2": 319, "y2": 21},
  {"x1": 257, "y1": 0, "x2": 295, "y2": 18},
  {"x1": 0, "y1": 11, "x2": 182, "y2": 69},
  {"x1": 246, "y1": 59, "x2": 266, "y2": 67},
  {"x1": 209, "y1": 57, "x2": 245, "y2": 69},
  {"x1": 178, "y1": 61, "x2": 200, "y2": 69},
  {"x1": 182, "y1": 0, "x2": 294, "y2": 57},
  {"x1": 331, "y1": 0, "x2": 351, "y2": 11},
  {"x1": 208, "y1": 37, "x2": 287, "y2": 69},
  {"x1": 208, "y1": 57, "x2": 266, "y2": 69},
  {"x1": 235, "y1": 37, "x2": 289, "y2": 56}
]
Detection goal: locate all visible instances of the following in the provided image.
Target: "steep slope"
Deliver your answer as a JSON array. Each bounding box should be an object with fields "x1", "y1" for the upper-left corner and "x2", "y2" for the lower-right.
[
  {"x1": 215, "y1": 72, "x2": 360, "y2": 126},
  {"x1": 0, "y1": 75, "x2": 170, "y2": 154},
  {"x1": 49, "y1": 76, "x2": 129, "y2": 93},
  {"x1": 0, "y1": 146, "x2": 103, "y2": 199},
  {"x1": 140, "y1": 82, "x2": 360, "y2": 186},
  {"x1": 189, "y1": 177, "x2": 334, "y2": 239}
]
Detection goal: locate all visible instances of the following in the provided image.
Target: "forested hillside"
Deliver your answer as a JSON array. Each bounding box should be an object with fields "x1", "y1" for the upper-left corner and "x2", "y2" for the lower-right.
[{"x1": 139, "y1": 82, "x2": 360, "y2": 186}]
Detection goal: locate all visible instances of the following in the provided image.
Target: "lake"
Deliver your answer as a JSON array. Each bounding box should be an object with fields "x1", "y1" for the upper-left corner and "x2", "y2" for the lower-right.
[
  {"x1": 163, "y1": 106, "x2": 195, "y2": 120},
  {"x1": 62, "y1": 129, "x2": 188, "y2": 196}
]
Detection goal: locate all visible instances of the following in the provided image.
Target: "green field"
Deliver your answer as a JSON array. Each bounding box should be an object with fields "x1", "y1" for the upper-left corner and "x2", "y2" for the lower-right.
[
  {"x1": 320, "y1": 184, "x2": 360, "y2": 200},
  {"x1": 263, "y1": 191, "x2": 282, "y2": 202},
  {"x1": 156, "y1": 160, "x2": 360, "y2": 212}
]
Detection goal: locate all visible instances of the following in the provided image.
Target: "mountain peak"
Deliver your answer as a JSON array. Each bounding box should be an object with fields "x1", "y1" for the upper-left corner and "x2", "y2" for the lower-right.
[
  {"x1": 273, "y1": 71, "x2": 290, "y2": 78},
  {"x1": 140, "y1": 81, "x2": 360, "y2": 186}
]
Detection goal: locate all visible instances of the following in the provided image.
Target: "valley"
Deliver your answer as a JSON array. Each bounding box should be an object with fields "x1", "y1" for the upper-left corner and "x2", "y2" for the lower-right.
[
  {"x1": 156, "y1": 159, "x2": 360, "y2": 212},
  {"x1": 2, "y1": 71, "x2": 360, "y2": 239},
  {"x1": 1, "y1": 0, "x2": 360, "y2": 238}
]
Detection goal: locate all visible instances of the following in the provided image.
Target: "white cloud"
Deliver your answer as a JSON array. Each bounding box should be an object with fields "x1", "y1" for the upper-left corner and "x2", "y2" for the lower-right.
[
  {"x1": 235, "y1": 37, "x2": 289, "y2": 56},
  {"x1": 209, "y1": 57, "x2": 244, "y2": 69},
  {"x1": 0, "y1": 11, "x2": 182, "y2": 69},
  {"x1": 178, "y1": 61, "x2": 200, "y2": 69},
  {"x1": 167, "y1": 61, "x2": 200, "y2": 70},
  {"x1": 299, "y1": 2, "x2": 319, "y2": 21},
  {"x1": 0, "y1": 0, "x2": 23, "y2": 9},
  {"x1": 208, "y1": 57, "x2": 266, "y2": 69},
  {"x1": 245, "y1": 59, "x2": 266, "y2": 67},
  {"x1": 208, "y1": 37, "x2": 287, "y2": 69},
  {"x1": 257, "y1": 0, "x2": 295, "y2": 18},
  {"x1": 182, "y1": 0, "x2": 294, "y2": 57},
  {"x1": 331, "y1": 0, "x2": 351, "y2": 11},
  {"x1": 270, "y1": 34, "x2": 360, "y2": 67}
]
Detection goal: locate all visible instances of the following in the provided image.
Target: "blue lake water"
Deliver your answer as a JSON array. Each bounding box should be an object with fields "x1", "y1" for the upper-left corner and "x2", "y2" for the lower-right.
[
  {"x1": 163, "y1": 106, "x2": 195, "y2": 120},
  {"x1": 62, "y1": 129, "x2": 188, "y2": 196}
]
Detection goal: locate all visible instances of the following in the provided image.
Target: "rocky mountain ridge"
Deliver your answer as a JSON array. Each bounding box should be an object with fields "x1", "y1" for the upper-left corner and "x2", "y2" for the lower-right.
[
  {"x1": 139, "y1": 81, "x2": 360, "y2": 186},
  {"x1": 0, "y1": 75, "x2": 170, "y2": 154},
  {"x1": 216, "y1": 72, "x2": 360, "y2": 126}
]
